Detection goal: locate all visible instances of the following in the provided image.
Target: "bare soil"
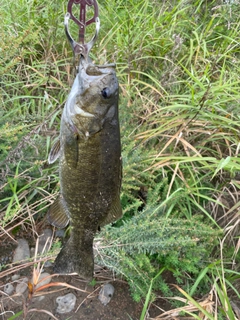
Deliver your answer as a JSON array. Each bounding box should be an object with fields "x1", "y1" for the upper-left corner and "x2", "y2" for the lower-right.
[
  {"x1": 1, "y1": 220, "x2": 238, "y2": 320},
  {"x1": 0, "y1": 238, "x2": 170, "y2": 320},
  {"x1": 1, "y1": 277, "x2": 139, "y2": 320},
  {"x1": 0, "y1": 271, "x2": 171, "y2": 320}
]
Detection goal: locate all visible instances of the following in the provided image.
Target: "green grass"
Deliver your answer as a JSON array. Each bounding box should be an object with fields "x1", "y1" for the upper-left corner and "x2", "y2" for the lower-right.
[{"x1": 1, "y1": 0, "x2": 239, "y2": 319}]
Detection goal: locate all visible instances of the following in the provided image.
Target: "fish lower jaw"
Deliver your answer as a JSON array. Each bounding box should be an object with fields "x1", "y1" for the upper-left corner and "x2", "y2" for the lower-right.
[{"x1": 74, "y1": 105, "x2": 94, "y2": 118}]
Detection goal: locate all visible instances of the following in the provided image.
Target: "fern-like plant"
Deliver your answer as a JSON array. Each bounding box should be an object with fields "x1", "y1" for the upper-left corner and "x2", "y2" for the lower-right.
[{"x1": 95, "y1": 204, "x2": 222, "y2": 302}]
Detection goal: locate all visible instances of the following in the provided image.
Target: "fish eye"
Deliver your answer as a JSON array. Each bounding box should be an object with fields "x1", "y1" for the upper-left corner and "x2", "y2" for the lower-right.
[{"x1": 101, "y1": 87, "x2": 111, "y2": 99}]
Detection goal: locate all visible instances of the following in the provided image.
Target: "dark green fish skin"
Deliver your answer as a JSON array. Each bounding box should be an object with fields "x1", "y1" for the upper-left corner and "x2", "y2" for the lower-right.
[{"x1": 48, "y1": 59, "x2": 122, "y2": 279}]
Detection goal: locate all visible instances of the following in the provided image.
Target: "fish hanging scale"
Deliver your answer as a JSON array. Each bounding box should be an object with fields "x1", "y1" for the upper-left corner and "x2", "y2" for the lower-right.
[
  {"x1": 47, "y1": 0, "x2": 122, "y2": 279},
  {"x1": 64, "y1": 0, "x2": 100, "y2": 58}
]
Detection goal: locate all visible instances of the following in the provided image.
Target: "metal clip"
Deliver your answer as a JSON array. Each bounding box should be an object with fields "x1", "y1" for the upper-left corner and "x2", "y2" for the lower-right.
[{"x1": 64, "y1": 0, "x2": 100, "y2": 58}]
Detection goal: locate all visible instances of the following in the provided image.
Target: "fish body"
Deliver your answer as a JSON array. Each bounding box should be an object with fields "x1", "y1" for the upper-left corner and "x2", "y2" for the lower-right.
[{"x1": 48, "y1": 58, "x2": 122, "y2": 279}]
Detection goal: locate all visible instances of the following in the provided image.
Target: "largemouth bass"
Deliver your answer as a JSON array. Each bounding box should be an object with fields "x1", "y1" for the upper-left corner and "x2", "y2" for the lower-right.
[{"x1": 48, "y1": 58, "x2": 122, "y2": 279}]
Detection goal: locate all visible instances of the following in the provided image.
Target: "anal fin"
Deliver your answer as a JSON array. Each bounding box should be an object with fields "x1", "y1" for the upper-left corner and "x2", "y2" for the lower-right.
[
  {"x1": 100, "y1": 196, "x2": 122, "y2": 227},
  {"x1": 47, "y1": 195, "x2": 69, "y2": 228}
]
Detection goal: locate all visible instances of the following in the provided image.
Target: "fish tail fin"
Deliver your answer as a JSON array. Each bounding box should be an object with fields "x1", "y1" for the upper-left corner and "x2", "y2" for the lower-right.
[{"x1": 53, "y1": 237, "x2": 94, "y2": 280}]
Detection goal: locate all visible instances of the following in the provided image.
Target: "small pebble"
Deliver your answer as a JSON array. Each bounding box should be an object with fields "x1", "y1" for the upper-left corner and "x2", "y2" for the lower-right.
[
  {"x1": 55, "y1": 229, "x2": 65, "y2": 238},
  {"x1": 15, "y1": 277, "x2": 28, "y2": 294},
  {"x1": 56, "y1": 293, "x2": 76, "y2": 314},
  {"x1": 4, "y1": 283, "x2": 14, "y2": 295},
  {"x1": 34, "y1": 272, "x2": 51, "y2": 289},
  {"x1": 11, "y1": 274, "x2": 20, "y2": 281},
  {"x1": 37, "y1": 229, "x2": 53, "y2": 254},
  {"x1": 30, "y1": 247, "x2": 35, "y2": 258},
  {"x1": 98, "y1": 283, "x2": 115, "y2": 306},
  {"x1": 13, "y1": 239, "x2": 30, "y2": 264},
  {"x1": 33, "y1": 295, "x2": 45, "y2": 302},
  {"x1": 44, "y1": 260, "x2": 53, "y2": 268}
]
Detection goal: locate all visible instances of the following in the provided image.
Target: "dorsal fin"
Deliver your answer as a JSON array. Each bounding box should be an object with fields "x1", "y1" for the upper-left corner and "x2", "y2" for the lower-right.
[
  {"x1": 48, "y1": 138, "x2": 61, "y2": 164},
  {"x1": 47, "y1": 195, "x2": 69, "y2": 228}
]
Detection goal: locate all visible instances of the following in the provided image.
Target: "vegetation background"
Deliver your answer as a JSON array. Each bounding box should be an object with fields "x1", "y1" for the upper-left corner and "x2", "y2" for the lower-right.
[{"x1": 0, "y1": 0, "x2": 239, "y2": 319}]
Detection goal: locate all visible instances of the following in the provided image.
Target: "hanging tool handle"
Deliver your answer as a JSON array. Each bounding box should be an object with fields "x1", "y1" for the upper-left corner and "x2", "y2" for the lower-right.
[{"x1": 65, "y1": 0, "x2": 100, "y2": 58}]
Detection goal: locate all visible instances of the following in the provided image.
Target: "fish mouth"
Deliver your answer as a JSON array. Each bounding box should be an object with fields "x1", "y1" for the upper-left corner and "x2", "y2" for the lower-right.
[
  {"x1": 85, "y1": 63, "x2": 116, "y2": 76},
  {"x1": 78, "y1": 56, "x2": 116, "y2": 77},
  {"x1": 76, "y1": 60, "x2": 117, "y2": 98}
]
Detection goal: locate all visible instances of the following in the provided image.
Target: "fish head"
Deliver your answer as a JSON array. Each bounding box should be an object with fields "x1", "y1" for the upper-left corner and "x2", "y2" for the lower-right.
[{"x1": 62, "y1": 59, "x2": 119, "y2": 137}]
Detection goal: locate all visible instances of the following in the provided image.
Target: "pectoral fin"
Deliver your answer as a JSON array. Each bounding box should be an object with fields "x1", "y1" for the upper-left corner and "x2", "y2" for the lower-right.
[
  {"x1": 47, "y1": 195, "x2": 70, "y2": 228},
  {"x1": 48, "y1": 138, "x2": 61, "y2": 164}
]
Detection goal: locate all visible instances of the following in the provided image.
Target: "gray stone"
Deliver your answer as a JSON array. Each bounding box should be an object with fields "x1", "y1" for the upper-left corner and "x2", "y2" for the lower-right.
[
  {"x1": 15, "y1": 277, "x2": 28, "y2": 294},
  {"x1": 55, "y1": 229, "x2": 65, "y2": 238},
  {"x1": 30, "y1": 247, "x2": 35, "y2": 258},
  {"x1": 98, "y1": 283, "x2": 115, "y2": 306},
  {"x1": 34, "y1": 272, "x2": 51, "y2": 289},
  {"x1": 37, "y1": 229, "x2": 53, "y2": 254},
  {"x1": 43, "y1": 260, "x2": 53, "y2": 268},
  {"x1": 11, "y1": 274, "x2": 20, "y2": 281},
  {"x1": 4, "y1": 283, "x2": 14, "y2": 295},
  {"x1": 12, "y1": 239, "x2": 30, "y2": 264},
  {"x1": 32, "y1": 295, "x2": 45, "y2": 302},
  {"x1": 56, "y1": 293, "x2": 76, "y2": 314}
]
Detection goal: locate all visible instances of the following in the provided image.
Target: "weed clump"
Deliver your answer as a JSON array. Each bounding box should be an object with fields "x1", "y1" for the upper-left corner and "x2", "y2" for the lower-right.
[{"x1": 96, "y1": 205, "x2": 222, "y2": 302}]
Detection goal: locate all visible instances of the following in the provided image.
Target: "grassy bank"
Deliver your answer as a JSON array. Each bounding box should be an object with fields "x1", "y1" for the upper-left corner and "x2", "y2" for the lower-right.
[{"x1": 1, "y1": 0, "x2": 239, "y2": 319}]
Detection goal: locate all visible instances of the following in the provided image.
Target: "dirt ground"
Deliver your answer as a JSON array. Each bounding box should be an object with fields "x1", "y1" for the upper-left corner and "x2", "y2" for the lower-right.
[
  {"x1": 1, "y1": 243, "x2": 240, "y2": 320},
  {"x1": 0, "y1": 269, "x2": 171, "y2": 320},
  {"x1": 0, "y1": 237, "x2": 171, "y2": 320},
  {"x1": 1, "y1": 223, "x2": 239, "y2": 320},
  {"x1": 1, "y1": 277, "x2": 138, "y2": 320}
]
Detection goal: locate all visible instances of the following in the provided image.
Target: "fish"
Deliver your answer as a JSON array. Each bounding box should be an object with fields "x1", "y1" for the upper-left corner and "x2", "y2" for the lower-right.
[{"x1": 47, "y1": 57, "x2": 122, "y2": 279}]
